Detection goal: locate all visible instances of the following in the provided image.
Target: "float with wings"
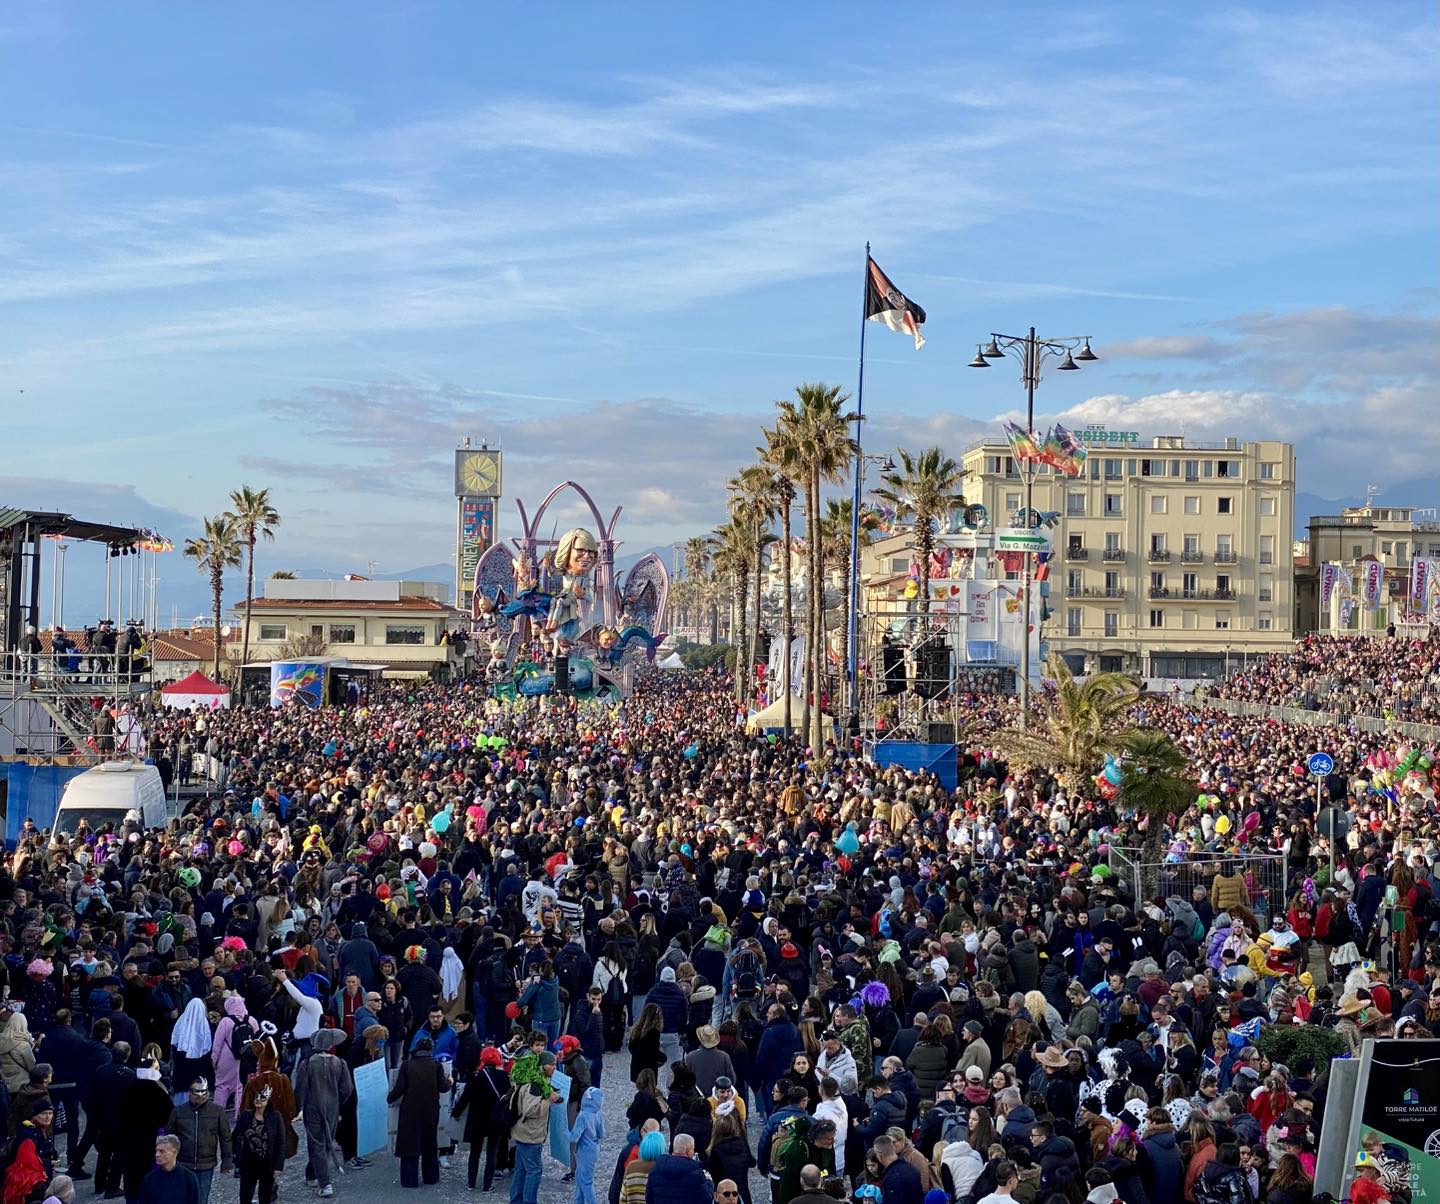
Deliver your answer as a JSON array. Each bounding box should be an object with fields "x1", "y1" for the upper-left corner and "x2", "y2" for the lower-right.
[{"x1": 470, "y1": 480, "x2": 668, "y2": 701}]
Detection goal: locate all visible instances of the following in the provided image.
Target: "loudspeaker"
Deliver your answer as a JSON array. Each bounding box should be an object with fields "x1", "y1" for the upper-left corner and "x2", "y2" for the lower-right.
[
  {"x1": 915, "y1": 644, "x2": 951, "y2": 699},
  {"x1": 554, "y1": 654, "x2": 570, "y2": 692},
  {"x1": 881, "y1": 645, "x2": 905, "y2": 695},
  {"x1": 926, "y1": 722, "x2": 956, "y2": 744}
]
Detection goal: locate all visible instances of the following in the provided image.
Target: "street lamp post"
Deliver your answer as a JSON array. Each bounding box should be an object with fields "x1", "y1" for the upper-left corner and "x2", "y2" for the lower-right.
[{"x1": 969, "y1": 327, "x2": 1096, "y2": 731}]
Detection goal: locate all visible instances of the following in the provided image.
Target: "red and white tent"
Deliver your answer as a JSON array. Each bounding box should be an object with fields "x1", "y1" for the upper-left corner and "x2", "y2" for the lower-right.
[{"x1": 160, "y1": 670, "x2": 232, "y2": 710}]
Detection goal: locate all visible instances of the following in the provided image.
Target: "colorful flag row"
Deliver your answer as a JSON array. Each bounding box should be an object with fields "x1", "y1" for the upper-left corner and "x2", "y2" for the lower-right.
[{"x1": 1002, "y1": 421, "x2": 1088, "y2": 477}]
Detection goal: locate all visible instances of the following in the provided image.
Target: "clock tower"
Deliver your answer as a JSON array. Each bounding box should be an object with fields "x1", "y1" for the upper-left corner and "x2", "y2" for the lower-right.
[{"x1": 454, "y1": 441, "x2": 502, "y2": 613}]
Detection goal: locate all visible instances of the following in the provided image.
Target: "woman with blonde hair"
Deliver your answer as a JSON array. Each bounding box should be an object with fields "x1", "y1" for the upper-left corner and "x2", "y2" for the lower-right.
[{"x1": 1023, "y1": 989, "x2": 1063, "y2": 1041}]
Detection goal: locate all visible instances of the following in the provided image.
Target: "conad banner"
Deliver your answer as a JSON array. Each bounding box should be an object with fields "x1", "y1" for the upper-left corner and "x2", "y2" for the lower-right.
[
  {"x1": 1320, "y1": 562, "x2": 1339, "y2": 610},
  {"x1": 1362, "y1": 559, "x2": 1384, "y2": 609},
  {"x1": 1355, "y1": 1039, "x2": 1440, "y2": 1200}
]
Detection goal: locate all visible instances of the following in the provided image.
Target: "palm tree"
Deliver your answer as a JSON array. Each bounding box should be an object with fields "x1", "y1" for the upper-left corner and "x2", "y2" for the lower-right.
[
  {"x1": 872, "y1": 447, "x2": 965, "y2": 633},
  {"x1": 685, "y1": 535, "x2": 718, "y2": 645},
  {"x1": 998, "y1": 653, "x2": 1141, "y2": 791},
  {"x1": 184, "y1": 516, "x2": 242, "y2": 680},
  {"x1": 760, "y1": 428, "x2": 799, "y2": 732},
  {"x1": 1117, "y1": 729, "x2": 1197, "y2": 896},
  {"x1": 821, "y1": 497, "x2": 881, "y2": 712},
  {"x1": 269, "y1": 569, "x2": 296, "y2": 580},
  {"x1": 711, "y1": 516, "x2": 753, "y2": 704},
  {"x1": 225, "y1": 486, "x2": 281, "y2": 670},
  {"x1": 775, "y1": 383, "x2": 859, "y2": 751},
  {"x1": 730, "y1": 464, "x2": 779, "y2": 711}
]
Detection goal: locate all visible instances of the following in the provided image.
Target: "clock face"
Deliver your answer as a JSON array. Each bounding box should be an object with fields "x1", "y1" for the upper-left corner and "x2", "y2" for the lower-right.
[{"x1": 458, "y1": 452, "x2": 499, "y2": 495}]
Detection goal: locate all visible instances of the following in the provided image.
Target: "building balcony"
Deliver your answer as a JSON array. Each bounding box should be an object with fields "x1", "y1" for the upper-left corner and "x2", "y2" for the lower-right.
[
  {"x1": 1149, "y1": 587, "x2": 1236, "y2": 601},
  {"x1": 1180, "y1": 550, "x2": 1205, "y2": 563},
  {"x1": 1067, "y1": 586, "x2": 1127, "y2": 599},
  {"x1": 1215, "y1": 550, "x2": 1238, "y2": 564},
  {"x1": 1102, "y1": 547, "x2": 1126, "y2": 562},
  {"x1": 1065, "y1": 547, "x2": 1089, "y2": 562},
  {"x1": 1148, "y1": 548, "x2": 1172, "y2": 562}
]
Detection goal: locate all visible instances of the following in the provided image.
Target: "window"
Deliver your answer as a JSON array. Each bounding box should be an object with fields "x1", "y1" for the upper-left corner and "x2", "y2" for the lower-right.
[
  {"x1": 1184, "y1": 496, "x2": 1200, "y2": 515},
  {"x1": 1259, "y1": 496, "x2": 1277, "y2": 517},
  {"x1": 1067, "y1": 570, "x2": 1084, "y2": 594},
  {"x1": 1259, "y1": 462, "x2": 1277, "y2": 479},
  {"x1": 1105, "y1": 571, "x2": 1120, "y2": 595},
  {"x1": 1183, "y1": 534, "x2": 1200, "y2": 554},
  {"x1": 1183, "y1": 572, "x2": 1198, "y2": 595},
  {"x1": 1150, "y1": 534, "x2": 1167, "y2": 553},
  {"x1": 1067, "y1": 493, "x2": 1086, "y2": 516},
  {"x1": 385, "y1": 625, "x2": 427, "y2": 645},
  {"x1": 1004, "y1": 456, "x2": 1018, "y2": 476},
  {"x1": 258, "y1": 623, "x2": 286, "y2": 641},
  {"x1": 1170, "y1": 461, "x2": 1180, "y2": 478},
  {"x1": 1104, "y1": 459, "x2": 1123, "y2": 480},
  {"x1": 1067, "y1": 534, "x2": 1084, "y2": 552},
  {"x1": 1105, "y1": 493, "x2": 1123, "y2": 516},
  {"x1": 1352, "y1": 543, "x2": 1364, "y2": 559},
  {"x1": 1382, "y1": 541, "x2": 1393, "y2": 556},
  {"x1": 1089, "y1": 458, "x2": 1099, "y2": 480},
  {"x1": 1202, "y1": 460, "x2": 1214, "y2": 478},
  {"x1": 1259, "y1": 535, "x2": 1275, "y2": 565},
  {"x1": 985, "y1": 456, "x2": 1002, "y2": 475},
  {"x1": 1141, "y1": 459, "x2": 1166, "y2": 477},
  {"x1": 1217, "y1": 497, "x2": 1233, "y2": 514},
  {"x1": 1150, "y1": 571, "x2": 1165, "y2": 591},
  {"x1": 1396, "y1": 540, "x2": 1408, "y2": 559},
  {"x1": 1216, "y1": 534, "x2": 1233, "y2": 558},
  {"x1": 1149, "y1": 609, "x2": 1164, "y2": 628},
  {"x1": 309, "y1": 624, "x2": 323, "y2": 638},
  {"x1": 1215, "y1": 612, "x2": 1231, "y2": 630},
  {"x1": 1150, "y1": 495, "x2": 1167, "y2": 514},
  {"x1": 1104, "y1": 611, "x2": 1118, "y2": 638},
  {"x1": 1258, "y1": 585, "x2": 1273, "y2": 602},
  {"x1": 1217, "y1": 573, "x2": 1231, "y2": 593},
  {"x1": 329, "y1": 624, "x2": 356, "y2": 644},
  {"x1": 1217, "y1": 459, "x2": 1240, "y2": 478},
  {"x1": 1258, "y1": 614, "x2": 1273, "y2": 630},
  {"x1": 1183, "y1": 610, "x2": 1198, "y2": 630},
  {"x1": 1185, "y1": 460, "x2": 1199, "y2": 481},
  {"x1": 1105, "y1": 531, "x2": 1122, "y2": 552},
  {"x1": 891, "y1": 557, "x2": 910, "y2": 573},
  {"x1": 1005, "y1": 492, "x2": 1021, "y2": 514},
  {"x1": 1066, "y1": 608, "x2": 1081, "y2": 637}
]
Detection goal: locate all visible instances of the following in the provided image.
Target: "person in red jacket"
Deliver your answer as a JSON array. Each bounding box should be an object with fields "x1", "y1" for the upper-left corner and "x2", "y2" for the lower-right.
[{"x1": 3, "y1": 1097, "x2": 55, "y2": 1204}]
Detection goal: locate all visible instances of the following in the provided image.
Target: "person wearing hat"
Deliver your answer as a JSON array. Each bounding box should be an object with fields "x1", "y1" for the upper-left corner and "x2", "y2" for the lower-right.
[
  {"x1": 1350, "y1": 1151, "x2": 1389, "y2": 1204},
  {"x1": 681, "y1": 1025, "x2": 735, "y2": 1099},
  {"x1": 232, "y1": 1085, "x2": 286, "y2": 1204},
  {"x1": 164, "y1": 1078, "x2": 233, "y2": 1204},
  {"x1": 293, "y1": 1029, "x2": 351, "y2": 1198},
  {"x1": 3, "y1": 1096, "x2": 56, "y2": 1204}
]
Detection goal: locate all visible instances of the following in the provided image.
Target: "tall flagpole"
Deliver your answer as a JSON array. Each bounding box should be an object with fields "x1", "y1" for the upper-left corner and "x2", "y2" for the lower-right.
[{"x1": 847, "y1": 242, "x2": 869, "y2": 719}]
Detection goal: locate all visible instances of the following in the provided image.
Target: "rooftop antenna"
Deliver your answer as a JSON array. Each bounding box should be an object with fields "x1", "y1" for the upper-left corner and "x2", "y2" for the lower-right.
[{"x1": 1364, "y1": 482, "x2": 1379, "y2": 508}]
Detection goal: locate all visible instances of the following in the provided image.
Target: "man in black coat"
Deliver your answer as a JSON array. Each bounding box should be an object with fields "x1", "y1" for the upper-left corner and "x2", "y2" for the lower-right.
[{"x1": 91, "y1": 1042, "x2": 137, "y2": 1196}]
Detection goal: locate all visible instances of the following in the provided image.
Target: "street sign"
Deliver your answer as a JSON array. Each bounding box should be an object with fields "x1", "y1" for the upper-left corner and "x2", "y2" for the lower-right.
[
  {"x1": 1317, "y1": 807, "x2": 1352, "y2": 841},
  {"x1": 1307, "y1": 752, "x2": 1334, "y2": 776},
  {"x1": 996, "y1": 527, "x2": 1052, "y2": 554}
]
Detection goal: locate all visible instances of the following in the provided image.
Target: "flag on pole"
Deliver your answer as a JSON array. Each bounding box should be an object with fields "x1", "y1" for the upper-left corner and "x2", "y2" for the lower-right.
[
  {"x1": 1049, "y1": 422, "x2": 1088, "y2": 477},
  {"x1": 865, "y1": 257, "x2": 926, "y2": 349},
  {"x1": 1002, "y1": 421, "x2": 1044, "y2": 464}
]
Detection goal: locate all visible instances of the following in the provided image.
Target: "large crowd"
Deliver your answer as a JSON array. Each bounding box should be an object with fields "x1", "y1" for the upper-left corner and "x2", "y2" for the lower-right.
[
  {"x1": 1, "y1": 658, "x2": 1435, "y2": 1204},
  {"x1": 1212, "y1": 633, "x2": 1440, "y2": 724}
]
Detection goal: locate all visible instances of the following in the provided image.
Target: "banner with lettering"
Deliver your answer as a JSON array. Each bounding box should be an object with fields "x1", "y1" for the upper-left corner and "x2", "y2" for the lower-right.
[
  {"x1": 1354, "y1": 1040, "x2": 1440, "y2": 1203},
  {"x1": 1362, "y1": 559, "x2": 1384, "y2": 609},
  {"x1": 1411, "y1": 555, "x2": 1429, "y2": 607},
  {"x1": 1320, "y1": 562, "x2": 1339, "y2": 610},
  {"x1": 965, "y1": 582, "x2": 997, "y2": 641}
]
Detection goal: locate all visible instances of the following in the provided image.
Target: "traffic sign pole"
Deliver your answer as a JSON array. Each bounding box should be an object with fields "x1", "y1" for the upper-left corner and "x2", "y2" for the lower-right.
[{"x1": 1309, "y1": 752, "x2": 1334, "y2": 883}]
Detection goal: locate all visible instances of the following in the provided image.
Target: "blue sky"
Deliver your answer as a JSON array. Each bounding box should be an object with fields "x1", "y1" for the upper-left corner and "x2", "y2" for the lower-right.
[{"x1": 1, "y1": 2, "x2": 1436, "y2": 613}]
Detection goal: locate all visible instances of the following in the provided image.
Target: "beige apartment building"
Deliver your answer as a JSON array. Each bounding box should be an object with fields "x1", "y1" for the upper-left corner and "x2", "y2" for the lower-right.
[
  {"x1": 959, "y1": 431, "x2": 1297, "y2": 679},
  {"x1": 1295, "y1": 504, "x2": 1440, "y2": 631}
]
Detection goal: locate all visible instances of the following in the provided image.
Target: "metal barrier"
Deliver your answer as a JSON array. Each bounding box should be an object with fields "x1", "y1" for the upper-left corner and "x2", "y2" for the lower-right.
[
  {"x1": 1183, "y1": 693, "x2": 1440, "y2": 743},
  {"x1": 1108, "y1": 847, "x2": 1290, "y2": 912}
]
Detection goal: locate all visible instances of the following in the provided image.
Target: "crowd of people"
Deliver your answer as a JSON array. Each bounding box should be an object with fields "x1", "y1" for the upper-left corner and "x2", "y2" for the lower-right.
[
  {"x1": 1212, "y1": 633, "x2": 1440, "y2": 724},
  {"x1": 0, "y1": 657, "x2": 1435, "y2": 1204}
]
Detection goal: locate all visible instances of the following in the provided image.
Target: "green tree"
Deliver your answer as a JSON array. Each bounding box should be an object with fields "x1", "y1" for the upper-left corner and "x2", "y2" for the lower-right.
[
  {"x1": 225, "y1": 486, "x2": 281, "y2": 671},
  {"x1": 759, "y1": 431, "x2": 800, "y2": 732},
  {"x1": 184, "y1": 516, "x2": 243, "y2": 680},
  {"x1": 710, "y1": 515, "x2": 754, "y2": 705},
  {"x1": 684, "y1": 535, "x2": 718, "y2": 645},
  {"x1": 1117, "y1": 729, "x2": 1198, "y2": 893},
  {"x1": 774, "y1": 383, "x2": 859, "y2": 751},
  {"x1": 872, "y1": 447, "x2": 965, "y2": 632},
  {"x1": 999, "y1": 653, "x2": 1141, "y2": 791},
  {"x1": 820, "y1": 497, "x2": 881, "y2": 713},
  {"x1": 730, "y1": 464, "x2": 779, "y2": 716}
]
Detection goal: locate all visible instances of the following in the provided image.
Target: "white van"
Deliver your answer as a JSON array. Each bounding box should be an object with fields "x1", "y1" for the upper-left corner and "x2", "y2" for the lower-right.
[{"x1": 53, "y1": 761, "x2": 170, "y2": 833}]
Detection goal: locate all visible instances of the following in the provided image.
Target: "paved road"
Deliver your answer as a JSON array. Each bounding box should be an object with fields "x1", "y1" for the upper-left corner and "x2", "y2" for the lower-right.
[{"x1": 194, "y1": 1053, "x2": 732, "y2": 1204}]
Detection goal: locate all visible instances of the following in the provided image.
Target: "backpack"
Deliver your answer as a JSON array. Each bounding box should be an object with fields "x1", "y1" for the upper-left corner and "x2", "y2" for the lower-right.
[
  {"x1": 505, "y1": 1085, "x2": 525, "y2": 1129},
  {"x1": 230, "y1": 1016, "x2": 260, "y2": 1079},
  {"x1": 729, "y1": 949, "x2": 762, "y2": 999},
  {"x1": 769, "y1": 1116, "x2": 805, "y2": 1174},
  {"x1": 939, "y1": 1107, "x2": 967, "y2": 1146},
  {"x1": 601, "y1": 967, "x2": 626, "y2": 1008}
]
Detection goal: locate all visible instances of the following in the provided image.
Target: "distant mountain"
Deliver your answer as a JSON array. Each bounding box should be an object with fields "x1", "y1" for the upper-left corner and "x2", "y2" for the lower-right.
[{"x1": 1294, "y1": 479, "x2": 1439, "y2": 541}]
